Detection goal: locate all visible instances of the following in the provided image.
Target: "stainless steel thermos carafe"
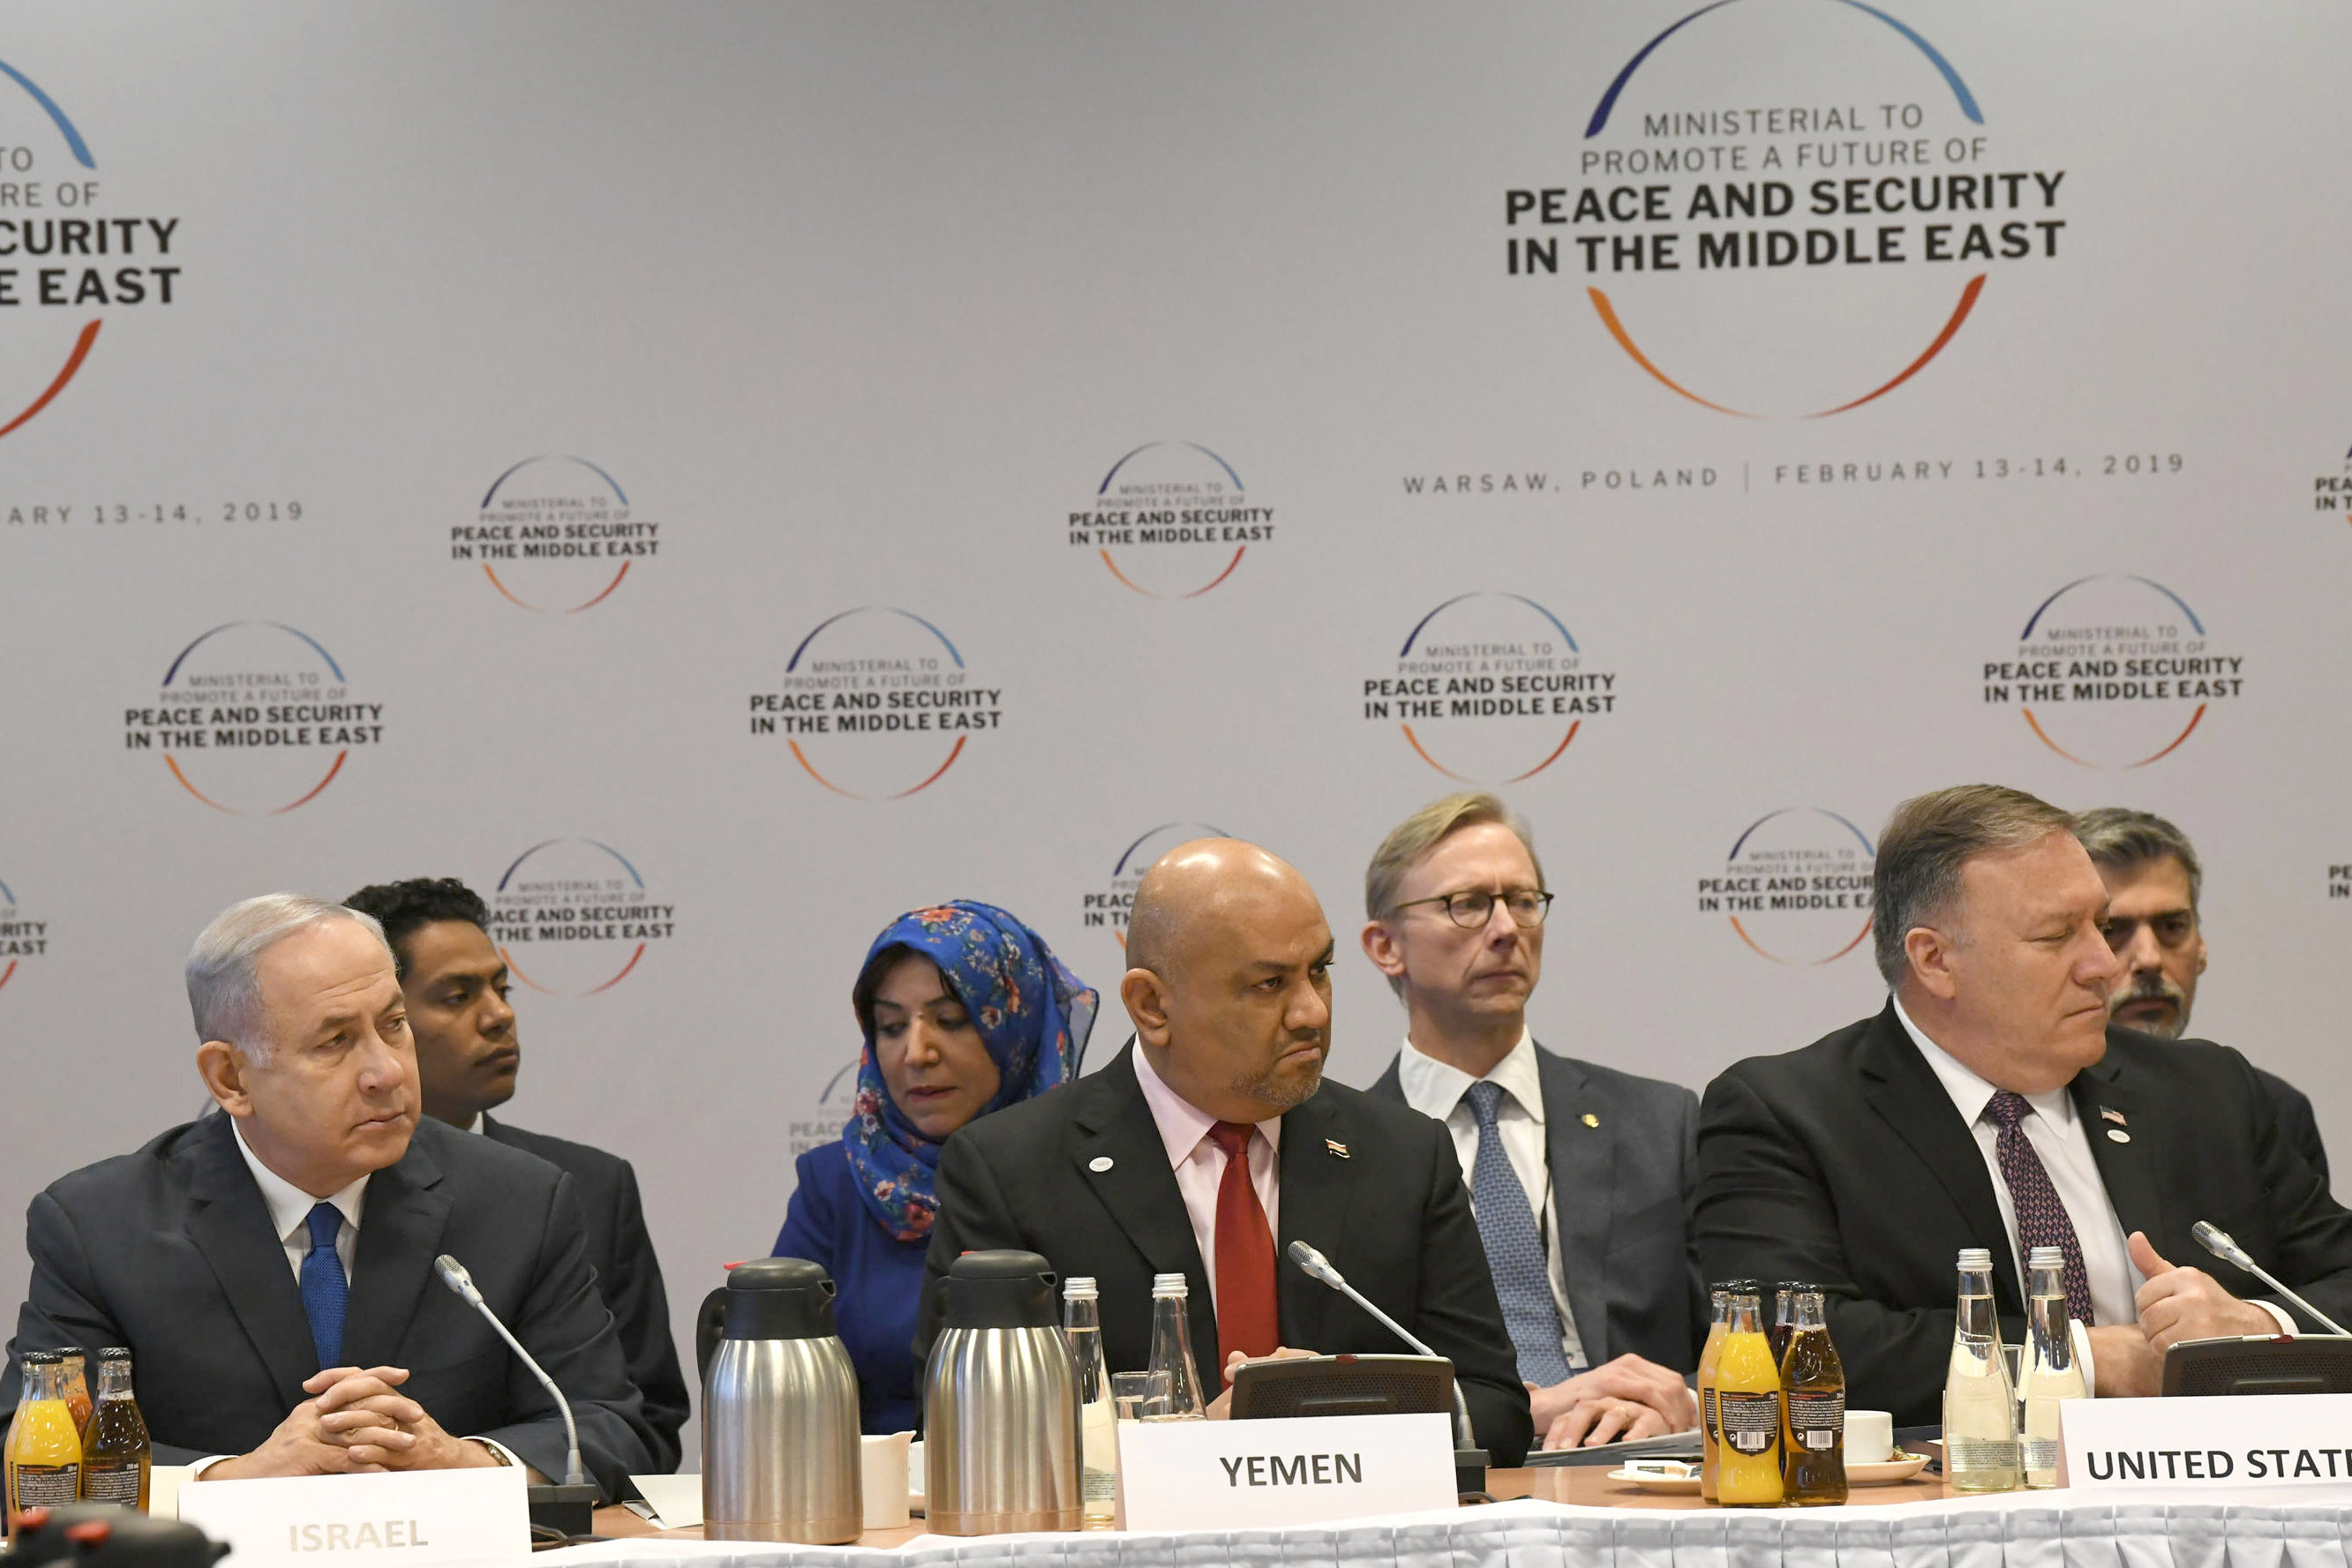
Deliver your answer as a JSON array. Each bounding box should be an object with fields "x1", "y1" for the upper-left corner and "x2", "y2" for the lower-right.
[
  {"x1": 702, "y1": 1257, "x2": 863, "y2": 1543},
  {"x1": 922, "y1": 1249, "x2": 1083, "y2": 1534}
]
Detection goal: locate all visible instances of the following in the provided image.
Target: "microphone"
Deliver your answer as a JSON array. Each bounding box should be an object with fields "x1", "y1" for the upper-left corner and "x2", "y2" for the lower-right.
[
  {"x1": 433, "y1": 1254, "x2": 588, "y2": 1486},
  {"x1": 2191, "y1": 1222, "x2": 2352, "y2": 1337},
  {"x1": 1286, "y1": 1240, "x2": 1477, "y2": 1451}
]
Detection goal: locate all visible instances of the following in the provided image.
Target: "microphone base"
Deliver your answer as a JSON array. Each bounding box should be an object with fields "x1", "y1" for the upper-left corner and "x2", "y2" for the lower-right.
[
  {"x1": 528, "y1": 1482, "x2": 599, "y2": 1540},
  {"x1": 1454, "y1": 1447, "x2": 1490, "y2": 1498}
]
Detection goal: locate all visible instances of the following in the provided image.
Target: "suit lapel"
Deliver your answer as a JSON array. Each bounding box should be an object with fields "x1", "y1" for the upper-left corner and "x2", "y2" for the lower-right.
[
  {"x1": 342, "y1": 1135, "x2": 453, "y2": 1369},
  {"x1": 1858, "y1": 1004, "x2": 2026, "y2": 1310},
  {"x1": 2073, "y1": 1043, "x2": 2161, "y2": 1241},
  {"x1": 1274, "y1": 1091, "x2": 1358, "y2": 1349},
  {"x1": 1070, "y1": 1047, "x2": 1207, "y2": 1283},
  {"x1": 1537, "y1": 1047, "x2": 1614, "y2": 1366},
  {"x1": 183, "y1": 1114, "x2": 319, "y2": 1406}
]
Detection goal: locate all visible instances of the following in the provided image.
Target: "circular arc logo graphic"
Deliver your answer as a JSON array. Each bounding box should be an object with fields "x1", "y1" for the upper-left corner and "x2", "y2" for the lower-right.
[
  {"x1": 475, "y1": 456, "x2": 640, "y2": 613},
  {"x1": 492, "y1": 838, "x2": 660, "y2": 996},
  {"x1": 1396, "y1": 593, "x2": 1587, "y2": 785},
  {"x1": 154, "y1": 622, "x2": 367, "y2": 814},
  {"x1": 785, "y1": 607, "x2": 973, "y2": 799},
  {"x1": 1087, "y1": 442, "x2": 1254, "y2": 598},
  {"x1": 2009, "y1": 575, "x2": 2230, "y2": 769},
  {"x1": 0, "y1": 58, "x2": 101, "y2": 441},
  {"x1": 1718, "y1": 807, "x2": 1875, "y2": 964}
]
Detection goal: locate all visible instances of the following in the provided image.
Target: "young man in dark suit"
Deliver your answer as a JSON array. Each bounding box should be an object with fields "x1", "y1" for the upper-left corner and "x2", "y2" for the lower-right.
[
  {"x1": 920, "y1": 839, "x2": 1534, "y2": 1465},
  {"x1": 1695, "y1": 785, "x2": 2352, "y2": 1423},
  {"x1": 1359, "y1": 793, "x2": 1703, "y2": 1452},
  {"x1": 1, "y1": 895, "x2": 656, "y2": 1494},
  {"x1": 343, "y1": 878, "x2": 690, "y2": 1471}
]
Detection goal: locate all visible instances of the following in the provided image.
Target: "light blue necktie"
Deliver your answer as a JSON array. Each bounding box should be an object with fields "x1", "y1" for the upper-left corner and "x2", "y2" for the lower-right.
[
  {"x1": 299, "y1": 1202, "x2": 349, "y2": 1369},
  {"x1": 1466, "y1": 1080, "x2": 1575, "y2": 1387}
]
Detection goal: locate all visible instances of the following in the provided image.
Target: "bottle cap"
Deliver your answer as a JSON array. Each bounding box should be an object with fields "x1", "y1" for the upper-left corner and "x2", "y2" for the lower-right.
[
  {"x1": 20, "y1": 1349, "x2": 62, "y2": 1365},
  {"x1": 1063, "y1": 1276, "x2": 1099, "y2": 1299},
  {"x1": 1958, "y1": 1247, "x2": 1994, "y2": 1268},
  {"x1": 95, "y1": 1347, "x2": 132, "y2": 1362},
  {"x1": 1712, "y1": 1278, "x2": 1762, "y2": 1293},
  {"x1": 1151, "y1": 1272, "x2": 1189, "y2": 1297},
  {"x1": 2026, "y1": 1246, "x2": 2064, "y2": 1269}
]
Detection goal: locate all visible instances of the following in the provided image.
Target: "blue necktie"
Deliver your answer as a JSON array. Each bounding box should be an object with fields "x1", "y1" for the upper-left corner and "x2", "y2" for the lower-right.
[
  {"x1": 299, "y1": 1202, "x2": 349, "y2": 1369},
  {"x1": 1466, "y1": 1081, "x2": 1575, "y2": 1387}
]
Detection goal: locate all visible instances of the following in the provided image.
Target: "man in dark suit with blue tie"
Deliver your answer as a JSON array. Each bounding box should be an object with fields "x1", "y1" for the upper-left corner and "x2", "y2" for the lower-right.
[
  {"x1": 1, "y1": 895, "x2": 654, "y2": 1494},
  {"x1": 1362, "y1": 793, "x2": 1705, "y2": 1451}
]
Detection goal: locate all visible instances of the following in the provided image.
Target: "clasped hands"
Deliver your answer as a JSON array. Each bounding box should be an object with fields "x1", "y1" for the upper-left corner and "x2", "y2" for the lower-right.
[
  {"x1": 1531, "y1": 1354, "x2": 1696, "y2": 1450},
  {"x1": 204, "y1": 1366, "x2": 509, "y2": 1480},
  {"x1": 2085, "y1": 1232, "x2": 2285, "y2": 1398}
]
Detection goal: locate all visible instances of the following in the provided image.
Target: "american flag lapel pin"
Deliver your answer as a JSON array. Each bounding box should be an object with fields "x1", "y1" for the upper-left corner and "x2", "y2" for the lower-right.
[
  {"x1": 1326, "y1": 1138, "x2": 1350, "y2": 1159},
  {"x1": 2101, "y1": 1107, "x2": 2128, "y2": 1126}
]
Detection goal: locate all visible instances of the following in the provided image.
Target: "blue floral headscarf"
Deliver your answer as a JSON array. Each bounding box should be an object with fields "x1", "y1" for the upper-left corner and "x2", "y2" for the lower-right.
[{"x1": 844, "y1": 901, "x2": 1096, "y2": 1242}]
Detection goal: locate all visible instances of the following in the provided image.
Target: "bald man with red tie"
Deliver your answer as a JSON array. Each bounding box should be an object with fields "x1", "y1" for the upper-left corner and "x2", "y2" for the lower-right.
[{"x1": 917, "y1": 839, "x2": 1532, "y2": 1462}]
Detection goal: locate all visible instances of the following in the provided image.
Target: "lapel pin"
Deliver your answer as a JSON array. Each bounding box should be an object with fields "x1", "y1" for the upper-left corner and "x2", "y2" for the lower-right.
[
  {"x1": 2107, "y1": 1129, "x2": 2131, "y2": 1144},
  {"x1": 2101, "y1": 1107, "x2": 2128, "y2": 1126},
  {"x1": 1088, "y1": 1156, "x2": 1115, "y2": 1173},
  {"x1": 1581, "y1": 1113, "x2": 1600, "y2": 1129},
  {"x1": 1325, "y1": 1139, "x2": 1350, "y2": 1159}
]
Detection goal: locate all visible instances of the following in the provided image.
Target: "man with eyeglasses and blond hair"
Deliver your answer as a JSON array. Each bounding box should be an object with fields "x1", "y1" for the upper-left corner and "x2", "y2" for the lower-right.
[{"x1": 1362, "y1": 793, "x2": 1703, "y2": 1451}]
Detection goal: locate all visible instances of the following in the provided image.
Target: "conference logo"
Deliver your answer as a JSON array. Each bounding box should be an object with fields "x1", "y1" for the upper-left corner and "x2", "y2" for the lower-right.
[
  {"x1": 1507, "y1": 0, "x2": 2065, "y2": 417},
  {"x1": 1080, "y1": 821, "x2": 1229, "y2": 944},
  {"x1": 1980, "y1": 575, "x2": 2243, "y2": 769},
  {"x1": 1360, "y1": 592, "x2": 1618, "y2": 784},
  {"x1": 1066, "y1": 442, "x2": 1274, "y2": 598},
  {"x1": 484, "y1": 837, "x2": 673, "y2": 996},
  {"x1": 1695, "y1": 807, "x2": 1875, "y2": 965},
  {"x1": 0, "y1": 56, "x2": 184, "y2": 443},
  {"x1": 749, "y1": 607, "x2": 1002, "y2": 799},
  {"x1": 0, "y1": 876, "x2": 46, "y2": 993},
  {"x1": 123, "y1": 622, "x2": 383, "y2": 813},
  {"x1": 789, "y1": 1057, "x2": 863, "y2": 1160},
  {"x1": 454, "y1": 456, "x2": 660, "y2": 612}
]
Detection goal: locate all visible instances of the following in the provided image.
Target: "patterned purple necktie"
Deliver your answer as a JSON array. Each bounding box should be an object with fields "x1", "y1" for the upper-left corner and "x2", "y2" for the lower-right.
[{"x1": 1983, "y1": 1091, "x2": 2096, "y2": 1326}]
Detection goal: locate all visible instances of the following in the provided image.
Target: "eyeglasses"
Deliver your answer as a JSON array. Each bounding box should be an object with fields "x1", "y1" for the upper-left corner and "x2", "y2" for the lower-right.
[{"x1": 1391, "y1": 889, "x2": 1554, "y2": 929}]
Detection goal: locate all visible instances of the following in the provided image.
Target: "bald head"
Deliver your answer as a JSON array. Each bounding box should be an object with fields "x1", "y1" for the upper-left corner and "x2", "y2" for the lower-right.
[{"x1": 1120, "y1": 838, "x2": 1334, "y2": 1124}]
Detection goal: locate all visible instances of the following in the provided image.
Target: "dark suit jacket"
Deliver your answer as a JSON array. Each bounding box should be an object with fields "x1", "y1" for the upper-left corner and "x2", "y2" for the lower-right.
[
  {"x1": 1367, "y1": 1041, "x2": 1707, "y2": 1372},
  {"x1": 481, "y1": 1116, "x2": 689, "y2": 1472},
  {"x1": 1694, "y1": 1002, "x2": 2352, "y2": 1423},
  {"x1": 2, "y1": 1114, "x2": 656, "y2": 1497},
  {"x1": 2253, "y1": 1065, "x2": 2331, "y2": 1190},
  {"x1": 919, "y1": 1047, "x2": 1534, "y2": 1464}
]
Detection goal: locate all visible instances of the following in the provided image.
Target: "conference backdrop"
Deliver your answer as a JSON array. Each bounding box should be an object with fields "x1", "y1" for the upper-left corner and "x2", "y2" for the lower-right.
[{"x1": 2, "y1": 2, "x2": 2346, "y2": 1453}]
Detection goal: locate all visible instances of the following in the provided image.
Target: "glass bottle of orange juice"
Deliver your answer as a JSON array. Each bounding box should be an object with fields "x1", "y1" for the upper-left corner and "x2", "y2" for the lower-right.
[
  {"x1": 1695, "y1": 1283, "x2": 1736, "y2": 1502},
  {"x1": 4, "y1": 1350, "x2": 85, "y2": 1539},
  {"x1": 1712, "y1": 1289, "x2": 1784, "y2": 1506}
]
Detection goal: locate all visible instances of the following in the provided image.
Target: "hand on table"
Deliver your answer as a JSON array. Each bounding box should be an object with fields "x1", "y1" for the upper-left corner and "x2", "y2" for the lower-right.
[
  {"x1": 1529, "y1": 1354, "x2": 1698, "y2": 1450},
  {"x1": 2083, "y1": 1325, "x2": 2161, "y2": 1399},
  {"x1": 1207, "y1": 1347, "x2": 1318, "y2": 1420},
  {"x1": 2130, "y1": 1231, "x2": 2280, "y2": 1352},
  {"x1": 201, "y1": 1367, "x2": 500, "y2": 1479}
]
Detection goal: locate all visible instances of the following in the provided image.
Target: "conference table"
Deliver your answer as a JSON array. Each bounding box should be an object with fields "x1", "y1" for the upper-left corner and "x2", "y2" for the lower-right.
[{"x1": 559, "y1": 1466, "x2": 2352, "y2": 1568}]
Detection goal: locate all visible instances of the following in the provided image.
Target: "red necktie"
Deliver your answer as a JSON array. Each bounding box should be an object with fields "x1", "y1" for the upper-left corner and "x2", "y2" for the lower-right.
[{"x1": 1206, "y1": 1121, "x2": 1279, "y2": 1372}]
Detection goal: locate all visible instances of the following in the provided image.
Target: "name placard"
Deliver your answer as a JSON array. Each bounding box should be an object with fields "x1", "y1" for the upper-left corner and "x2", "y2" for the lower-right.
[
  {"x1": 176, "y1": 1467, "x2": 530, "y2": 1566},
  {"x1": 1115, "y1": 1412, "x2": 1454, "y2": 1532},
  {"x1": 2061, "y1": 1393, "x2": 2352, "y2": 1491}
]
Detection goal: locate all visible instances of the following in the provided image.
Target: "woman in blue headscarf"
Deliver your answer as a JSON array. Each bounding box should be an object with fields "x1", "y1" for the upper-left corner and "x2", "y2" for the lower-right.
[{"x1": 773, "y1": 901, "x2": 1096, "y2": 1433}]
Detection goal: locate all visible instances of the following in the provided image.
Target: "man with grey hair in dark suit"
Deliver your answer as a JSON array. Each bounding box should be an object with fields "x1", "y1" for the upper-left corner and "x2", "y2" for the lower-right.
[{"x1": 1361, "y1": 792, "x2": 1703, "y2": 1452}]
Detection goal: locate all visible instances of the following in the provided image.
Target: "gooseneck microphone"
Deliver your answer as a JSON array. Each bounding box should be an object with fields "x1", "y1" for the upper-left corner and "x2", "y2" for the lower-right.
[
  {"x1": 2190, "y1": 1221, "x2": 2351, "y2": 1337},
  {"x1": 1286, "y1": 1240, "x2": 1477, "y2": 1451},
  {"x1": 432, "y1": 1254, "x2": 588, "y2": 1485}
]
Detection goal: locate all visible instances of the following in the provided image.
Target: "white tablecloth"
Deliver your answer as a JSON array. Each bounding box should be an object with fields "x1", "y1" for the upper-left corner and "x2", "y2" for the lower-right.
[{"x1": 547, "y1": 1491, "x2": 2352, "y2": 1568}]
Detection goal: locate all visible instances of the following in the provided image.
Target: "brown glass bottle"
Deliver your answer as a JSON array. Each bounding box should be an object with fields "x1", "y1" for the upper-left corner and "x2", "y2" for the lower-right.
[
  {"x1": 78, "y1": 1348, "x2": 150, "y2": 1512},
  {"x1": 1778, "y1": 1287, "x2": 1847, "y2": 1505}
]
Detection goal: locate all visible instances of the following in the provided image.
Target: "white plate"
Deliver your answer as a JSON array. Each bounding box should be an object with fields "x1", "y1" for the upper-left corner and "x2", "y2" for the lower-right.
[
  {"x1": 1847, "y1": 1452, "x2": 1931, "y2": 1485},
  {"x1": 1608, "y1": 1465, "x2": 1701, "y2": 1494}
]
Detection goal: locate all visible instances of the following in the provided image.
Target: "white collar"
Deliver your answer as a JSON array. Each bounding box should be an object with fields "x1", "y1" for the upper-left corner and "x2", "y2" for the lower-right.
[
  {"x1": 1395, "y1": 1025, "x2": 1542, "y2": 1122},
  {"x1": 1891, "y1": 994, "x2": 2075, "y2": 1129},
  {"x1": 230, "y1": 1117, "x2": 370, "y2": 1243},
  {"x1": 1131, "y1": 1039, "x2": 1282, "y2": 1167},
  {"x1": 461, "y1": 1113, "x2": 485, "y2": 1135}
]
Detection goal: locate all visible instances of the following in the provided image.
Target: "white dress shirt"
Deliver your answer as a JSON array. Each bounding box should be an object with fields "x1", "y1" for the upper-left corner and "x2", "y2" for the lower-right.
[
  {"x1": 1131, "y1": 1043, "x2": 1280, "y2": 1308},
  {"x1": 1395, "y1": 1028, "x2": 1589, "y2": 1371},
  {"x1": 230, "y1": 1120, "x2": 367, "y2": 1285}
]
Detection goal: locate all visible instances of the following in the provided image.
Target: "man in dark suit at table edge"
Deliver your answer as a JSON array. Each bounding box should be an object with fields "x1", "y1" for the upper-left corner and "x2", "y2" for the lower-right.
[
  {"x1": 1, "y1": 894, "x2": 655, "y2": 1494},
  {"x1": 344, "y1": 876, "x2": 689, "y2": 1471},
  {"x1": 918, "y1": 837, "x2": 1534, "y2": 1465},
  {"x1": 1693, "y1": 784, "x2": 2352, "y2": 1423}
]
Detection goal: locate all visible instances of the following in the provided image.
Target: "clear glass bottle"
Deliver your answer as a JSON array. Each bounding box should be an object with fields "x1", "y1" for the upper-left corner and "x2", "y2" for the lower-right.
[
  {"x1": 1943, "y1": 1247, "x2": 2022, "y2": 1492},
  {"x1": 1695, "y1": 1282, "x2": 1736, "y2": 1503},
  {"x1": 79, "y1": 1347, "x2": 153, "y2": 1512},
  {"x1": 2019, "y1": 1247, "x2": 2087, "y2": 1489},
  {"x1": 1144, "y1": 1272, "x2": 1207, "y2": 1420},
  {"x1": 1769, "y1": 1284, "x2": 1798, "y2": 1366},
  {"x1": 5, "y1": 1350, "x2": 84, "y2": 1539},
  {"x1": 1712, "y1": 1289, "x2": 1784, "y2": 1506},
  {"x1": 58, "y1": 1349, "x2": 92, "y2": 1436},
  {"x1": 1778, "y1": 1287, "x2": 1847, "y2": 1505},
  {"x1": 1062, "y1": 1277, "x2": 1117, "y2": 1525}
]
